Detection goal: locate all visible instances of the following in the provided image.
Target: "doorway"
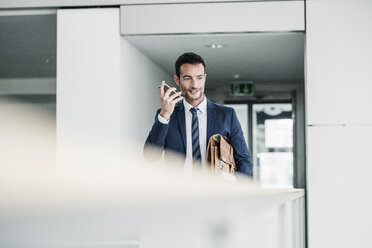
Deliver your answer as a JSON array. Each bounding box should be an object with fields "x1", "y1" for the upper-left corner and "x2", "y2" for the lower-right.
[
  {"x1": 124, "y1": 31, "x2": 305, "y2": 187},
  {"x1": 253, "y1": 103, "x2": 294, "y2": 187}
]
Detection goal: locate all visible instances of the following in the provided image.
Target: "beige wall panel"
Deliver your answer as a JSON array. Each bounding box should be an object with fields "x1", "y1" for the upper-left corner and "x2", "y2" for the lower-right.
[
  {"x1": 121, "y1": 1, "x2": 305, "y2": 35},
  {"x1": 307, "y1": 125, "x2": 372, "y2": 248},
  {"x1": 57, "y1": 8, "x2": 122, "y2": 163},
  {"x1": 306, "y1": 0, "x2": 372, "y2": 125},
  {"x1": 120, "y1": 38, "x2": 173, "y2": 146}
]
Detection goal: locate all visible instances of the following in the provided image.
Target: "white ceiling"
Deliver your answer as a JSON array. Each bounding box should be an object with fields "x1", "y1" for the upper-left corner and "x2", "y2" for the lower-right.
[{"x1": 125, "y1": 32, "x2": 305, "y2": 86}]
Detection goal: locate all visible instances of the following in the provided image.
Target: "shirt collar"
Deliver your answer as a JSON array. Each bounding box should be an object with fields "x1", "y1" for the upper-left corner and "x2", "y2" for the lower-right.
[{"x1": 183, "y1": 96, "x2": 207, "y2": 114}]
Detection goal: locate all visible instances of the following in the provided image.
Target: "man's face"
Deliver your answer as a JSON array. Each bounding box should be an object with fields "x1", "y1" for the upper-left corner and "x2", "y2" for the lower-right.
[{"x1": 174, "y1": 63, "x2": 206, "y2": 105}]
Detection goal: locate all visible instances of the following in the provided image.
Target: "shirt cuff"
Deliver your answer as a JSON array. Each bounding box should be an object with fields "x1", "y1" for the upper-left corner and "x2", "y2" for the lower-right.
[{"x1": 158, "y1": 113, "x2": 170, "y2": 124}]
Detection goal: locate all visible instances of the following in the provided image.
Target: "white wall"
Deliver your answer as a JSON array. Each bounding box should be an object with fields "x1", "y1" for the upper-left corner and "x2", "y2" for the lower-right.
[
  {"x1": 57, "y1": 8, "x2": 121, "y2": 162},
  {"x1": 121, "y1": 1, "x2": 304, "y2": 35},
  {"x1": 57, "y1": 8, "x2": 172, "y2": 161},
  {"x1": 120, "y1": 38, "x2": 173, "y2": 148},
  {"x1": 306, "y1": 0, "x2": 372, "y2": 247}
]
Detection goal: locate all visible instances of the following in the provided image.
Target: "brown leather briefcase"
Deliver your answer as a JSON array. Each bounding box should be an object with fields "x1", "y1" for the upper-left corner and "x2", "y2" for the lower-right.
[{"x1": 206, "y1": 134, "x2": 236, "y2": 174}]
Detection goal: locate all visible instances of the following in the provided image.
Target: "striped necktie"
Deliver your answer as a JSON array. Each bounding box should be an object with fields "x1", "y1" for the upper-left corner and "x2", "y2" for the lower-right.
[{"x1": 190, "y1": 107, "x2": 201, "y2": 164}]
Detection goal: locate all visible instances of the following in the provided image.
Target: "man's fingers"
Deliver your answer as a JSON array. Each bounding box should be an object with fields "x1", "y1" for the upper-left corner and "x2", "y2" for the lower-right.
[
  {"x1": 170, "y1": 91, "x2": 183, "y2": 101},
  {"x1": 159, "y1": 81, "x2": 165, "y2": 96},
  {"x1": 163, "y1": 87, "x2": 177, "y2": 99},
  {"x1": 171, "y1": 92, "x2": 183, "y2": 103},
  {"x1": 172, "y1": 95, "x2": 184, "y2": 104}
]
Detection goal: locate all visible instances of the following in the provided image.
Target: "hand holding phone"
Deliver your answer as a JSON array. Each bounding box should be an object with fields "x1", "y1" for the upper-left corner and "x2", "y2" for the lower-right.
[
  {"x1": 159, "y1": 82, "x2": 181, "y2": 98},
  {"x1": 159, "y1": 81, "x2": 183, "y2": 120}
]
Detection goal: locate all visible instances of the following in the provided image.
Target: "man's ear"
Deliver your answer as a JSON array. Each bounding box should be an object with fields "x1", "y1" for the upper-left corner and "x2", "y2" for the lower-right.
[{"x1": 174, "y1": 75, "x2": 180, "y2": 86}]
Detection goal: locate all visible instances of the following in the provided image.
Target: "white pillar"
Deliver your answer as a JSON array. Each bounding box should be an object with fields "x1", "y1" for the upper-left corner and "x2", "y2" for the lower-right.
[
  {"x1": 306, "y1": 0, "x2": 372, "y2": 247},
  {"x1": 56, "y1": 7, "x2": 173, "y2": 165},
  {"x1": 56, "y1": 8, "x2": 121, "y2": 165}
]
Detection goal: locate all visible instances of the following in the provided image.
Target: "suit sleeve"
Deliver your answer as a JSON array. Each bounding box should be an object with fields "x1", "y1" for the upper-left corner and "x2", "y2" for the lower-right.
[
  {"x1": 143, "y1": 109, "x2": 169, "y2": 161},
  {"x1": 229, "y1": 109, "x2": 253, "y2": 177}
]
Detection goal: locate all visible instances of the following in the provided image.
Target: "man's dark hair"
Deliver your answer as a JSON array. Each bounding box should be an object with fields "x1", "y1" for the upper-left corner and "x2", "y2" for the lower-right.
[{"x1": 175, "y1": 52, "x2": 206, "y2": 78}]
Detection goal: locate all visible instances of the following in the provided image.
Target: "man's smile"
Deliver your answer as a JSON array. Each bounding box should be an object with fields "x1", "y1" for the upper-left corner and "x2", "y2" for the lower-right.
[{"x1": 188, "y1": 88, "x2": 200, "y2": 95}]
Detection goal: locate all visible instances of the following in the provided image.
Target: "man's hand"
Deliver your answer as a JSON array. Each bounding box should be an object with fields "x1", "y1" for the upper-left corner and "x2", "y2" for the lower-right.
[{"x1": 159, "y1": 81, "x2": 183, "y2": 120}]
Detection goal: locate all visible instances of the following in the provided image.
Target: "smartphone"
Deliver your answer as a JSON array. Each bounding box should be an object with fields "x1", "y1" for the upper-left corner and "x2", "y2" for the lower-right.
[{"x1": 159, "y1": 83, "x2": 182, "y2": 98}]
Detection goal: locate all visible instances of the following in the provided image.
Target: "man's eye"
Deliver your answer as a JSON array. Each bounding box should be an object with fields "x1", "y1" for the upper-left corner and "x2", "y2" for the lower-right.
[
  {"x1": 198, "y1": 76, "x2": 204, "y2": 80},
  {"x1": 184, "y1": 78, "x2": 191, "y2": 81}
]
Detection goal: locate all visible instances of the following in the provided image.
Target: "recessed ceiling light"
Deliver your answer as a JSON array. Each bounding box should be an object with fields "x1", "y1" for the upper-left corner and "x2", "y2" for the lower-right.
[
  {"x1": 233, "y1": 74, "x2": 240, "y2": 79},
  {"x1": 205, "y1": 44, "x2": 226, "y2": 49}
]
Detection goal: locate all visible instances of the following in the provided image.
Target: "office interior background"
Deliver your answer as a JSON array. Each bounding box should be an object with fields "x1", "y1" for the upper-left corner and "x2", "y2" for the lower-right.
[{"x1": 0, "y1": 0, "x2": 371, "y2": 247}]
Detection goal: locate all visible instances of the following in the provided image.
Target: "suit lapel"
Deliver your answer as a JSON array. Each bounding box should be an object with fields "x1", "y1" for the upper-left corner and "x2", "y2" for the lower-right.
[
  {"x1": 176, "y1": 103, "x2": 187, "y2": 152},
  {"x1": 207, "y1": 100, "x2": 216, "y2": 144}
]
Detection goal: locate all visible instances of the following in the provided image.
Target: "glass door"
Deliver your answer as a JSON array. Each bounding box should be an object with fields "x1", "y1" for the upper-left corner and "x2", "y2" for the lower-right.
[{"x1": 252, "y1": 104, "x2": 293, "y2": 188}]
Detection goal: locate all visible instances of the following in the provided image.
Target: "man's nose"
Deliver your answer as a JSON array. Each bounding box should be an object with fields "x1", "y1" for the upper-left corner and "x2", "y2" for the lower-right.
[{"x1": 190, "y1": 77, "x2": 197, "y2": 87}]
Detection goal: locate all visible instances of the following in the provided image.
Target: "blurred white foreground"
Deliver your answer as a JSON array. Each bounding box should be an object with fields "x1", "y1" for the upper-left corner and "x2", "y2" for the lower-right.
[{"x1": 0, "y1": 99, "x2": 304, "y2": 248}]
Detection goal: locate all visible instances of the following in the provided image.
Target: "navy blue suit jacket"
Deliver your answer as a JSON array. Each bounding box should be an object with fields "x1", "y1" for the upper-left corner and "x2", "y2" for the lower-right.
[{"x1": 144, "y1": 100, "x2": 253, "y2": 176}]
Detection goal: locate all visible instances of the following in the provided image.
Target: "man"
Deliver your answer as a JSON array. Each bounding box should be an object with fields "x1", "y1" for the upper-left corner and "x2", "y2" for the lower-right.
[{"x1": 144, "y1": 52, "x2": 252, "y2": 176}]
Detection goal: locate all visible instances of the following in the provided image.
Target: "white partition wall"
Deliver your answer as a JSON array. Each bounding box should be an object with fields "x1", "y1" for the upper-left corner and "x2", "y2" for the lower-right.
[
  {"x1": 57, "y1": 8, "x2": 122, "y2": 164},
  {"x1": 120, "y1": 39, "x2": 173, "y2": 147},
  {"x1": 307, "y1": 126, "x2": 372, "y2": 248},
  {"x1": 57, "y1": 8, "x2": 173, "y2": 159},
  {"x1": 121, "y1": 1, "x2": 305, "y2": 35},
  {"x1": 306, "y1": 0, "x2": 372, "y2": 247},
  {"x1": 306, "y1": 0, "x2": 372, "y2": 125}
]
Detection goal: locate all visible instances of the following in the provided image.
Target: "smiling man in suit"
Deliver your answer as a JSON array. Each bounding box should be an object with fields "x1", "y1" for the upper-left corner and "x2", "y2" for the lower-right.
[{"x1": 144, "y1": 52, "x2": 252, "y2": 176}]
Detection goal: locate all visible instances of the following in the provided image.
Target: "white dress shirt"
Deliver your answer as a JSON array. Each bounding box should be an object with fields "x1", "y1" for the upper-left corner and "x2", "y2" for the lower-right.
[{"x1": 157, "y1": 97, "x2": 207, "y2": 172}]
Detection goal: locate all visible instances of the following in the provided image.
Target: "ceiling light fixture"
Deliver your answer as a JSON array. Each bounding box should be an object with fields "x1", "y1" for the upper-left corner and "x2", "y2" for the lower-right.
[{"x1": 205, "y1": 44, "x2": 226, "y2": 49}]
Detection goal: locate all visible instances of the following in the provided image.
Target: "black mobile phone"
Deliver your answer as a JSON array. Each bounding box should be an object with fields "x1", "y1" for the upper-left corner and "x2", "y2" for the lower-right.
[
  {"x1": 159, "y1": 83, "x2": 182, "y2": 98},
  {"x1": 163, "y1": 83, "x2": 174, "y2": 96}
]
